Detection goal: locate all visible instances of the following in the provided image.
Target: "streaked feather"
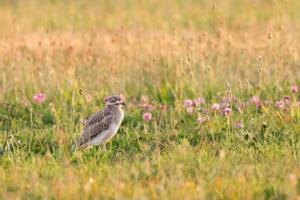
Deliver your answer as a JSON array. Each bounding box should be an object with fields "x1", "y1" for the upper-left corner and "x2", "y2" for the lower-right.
[
  {"x1": 77, "y1": 109, "x2": 113, "y2": 146},
  {"x1": 77, "y1": 95, "x2": 125, "y2": 149}
]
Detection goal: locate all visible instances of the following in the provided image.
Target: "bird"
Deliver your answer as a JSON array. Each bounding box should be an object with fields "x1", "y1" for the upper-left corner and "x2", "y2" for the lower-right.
[{"x1": 77, "y1": 95, "x2": 125, "y2": 150}]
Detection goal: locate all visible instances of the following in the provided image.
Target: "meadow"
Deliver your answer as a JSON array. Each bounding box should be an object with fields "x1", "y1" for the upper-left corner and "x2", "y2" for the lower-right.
[{"x1": 1, "y1": 0, "x2": 300, "y2": 199}]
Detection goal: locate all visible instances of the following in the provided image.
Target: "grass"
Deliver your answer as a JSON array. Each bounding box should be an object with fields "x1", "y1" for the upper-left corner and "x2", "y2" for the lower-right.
[{"x1": 1, "y1": 0, "x2": 300, "y2": 199}]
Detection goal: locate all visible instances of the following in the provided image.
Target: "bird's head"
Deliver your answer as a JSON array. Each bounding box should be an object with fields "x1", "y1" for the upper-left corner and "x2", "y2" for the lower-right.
[{"x1": 105, "y1": 95, "x2": 126, "y2": 108}]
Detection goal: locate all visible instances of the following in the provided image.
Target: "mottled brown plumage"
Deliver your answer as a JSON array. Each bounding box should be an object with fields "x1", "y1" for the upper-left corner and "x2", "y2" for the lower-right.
[{"x1": 77, "y1": 96, "x2": 125, "y2": 150}]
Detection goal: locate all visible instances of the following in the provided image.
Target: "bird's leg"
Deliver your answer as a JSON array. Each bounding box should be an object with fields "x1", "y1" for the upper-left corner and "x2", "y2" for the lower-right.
[
  {"x1": 79, "y1": 143, "x2": 89, "y2": 150},
  {"x1": 102, "y1": 142, "x2": 107, "y2": 152}
]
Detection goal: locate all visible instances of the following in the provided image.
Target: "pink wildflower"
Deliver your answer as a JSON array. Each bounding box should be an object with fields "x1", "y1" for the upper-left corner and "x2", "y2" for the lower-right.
[
  {"x1": 283, "y1": 96, "x2": 291, "y2": 102},
  {"x1": 143, "y1": 104, "x2": 154, "y2": 111},
  {"x1": 223, "y1": 107, "x2": 232, "y2": 116},
  {"x1": 275, "y1": 100, "x2": 285, "y2": 109},
  {"x1": 291, "y1": 85, "x2": 298, "y2": 93},
  {"x1": 211, "y1": 103, "x2": 220, "y2": 111},
  {"x1": 33, "y1": 93, "x2": 46, "y2": 103},
  {"x1": 250, "y1": 96, "x2": 261, "y2": 107},
  {"x1": 183, "y1": 99, "x2": 193, "y2": 107},
  {"x1": 143, "y1": 112, "x2": 152, "y2": 121}
]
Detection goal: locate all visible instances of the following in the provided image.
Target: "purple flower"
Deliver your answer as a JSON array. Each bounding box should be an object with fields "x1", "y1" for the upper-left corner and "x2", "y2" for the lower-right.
[
  {"x1": 143, "y1": 104, "x2": 154, "y2": 111},
  {"x1": 183, "y1": 99, "x2": 193, "y2": 107},
  {"x1": 193, "y1": 98, "x2": 205, "y2": 107},
  {"x1": 222, "y1": 107, "x2": 232, "y2": 116},
  {"x1": 291, "y1": 85, "x2": 298, "y2": 93},
  {"x1": 275, "y1": 100, "x2": 285, "y2": 109},
  {"x1": 251, "y1": 96, "x2": 260, "y2": 103},
  {"x1": 283, "y1": 96, "x2": 291, "y2": 102},
  {"x1": 211, "y1": 103, "x2": 220, "y2": 111},
  {"x1": 186, "y1": 107, "x2": 193, "y2": 114},
  {"x1": 33, "y1": 93, "x2": 46, "y2": 103},
  {"x1": 234, "y1": 122, "x2": 244, "y2": 129},
  {"x1": 143, "y1": 112, "x2": 152, "y2": 121},
  {"x1": 250, "y1": 96, "x2": 261, "y2": 107}
]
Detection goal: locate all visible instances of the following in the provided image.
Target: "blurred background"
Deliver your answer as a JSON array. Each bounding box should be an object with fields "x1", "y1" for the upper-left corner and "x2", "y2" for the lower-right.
[{"x1": 1, "y1": 0, "x2": 300, "y2": 101}]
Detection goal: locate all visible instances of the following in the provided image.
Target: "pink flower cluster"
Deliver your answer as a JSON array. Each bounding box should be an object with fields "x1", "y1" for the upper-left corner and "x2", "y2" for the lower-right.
[
  {"x1": 182, "y1": 85, "x2": 300, "y2": 126},
  {"x1": 183, "y1": 98, "x2": 205, "y2": 114},
  {"x1": 222, "y1": 107, "x2": 232, "y2": 116},
  {"x1": 275, "y1": 95, "x2": 294, "y2": 112},
  {"x1": 140, "y1": 95, "x2": 153, "y2": 122},
  {"x1": 291, "y1": 85, "x2": 298, "y2": 93},
  {"x1": 33, "y1": 93, "x2": 46, "y2": 103},
  {"x1": 139, "y1": 95, "x2": 167, "y2": 122},
  {"x1": 250, "y1": 96, "x2": 261, "y2": 108},
  {"x1": 211, "y1": 103, "x2": 220, "y2": 111},
  {"x1": 143, "y1": 112, "x2": 152, "y2": 121}
]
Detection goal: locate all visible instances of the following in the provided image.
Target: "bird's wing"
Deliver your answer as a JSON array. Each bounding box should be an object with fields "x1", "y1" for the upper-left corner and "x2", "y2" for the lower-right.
[
  {"x1": 77, "y1": 110, "x2": 112, "y2": 146},
  {"x1": 84, "y1": 109, "x2": 111, "y2": 126}
]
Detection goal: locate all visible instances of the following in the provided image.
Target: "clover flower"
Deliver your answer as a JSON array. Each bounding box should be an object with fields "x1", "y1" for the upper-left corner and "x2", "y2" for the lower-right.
[{"x1": 33, "y1": 93, "x2": 46, "y2": 103}]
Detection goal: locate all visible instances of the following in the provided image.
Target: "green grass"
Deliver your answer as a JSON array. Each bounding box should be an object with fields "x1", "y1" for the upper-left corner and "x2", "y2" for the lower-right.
[{"x1": 1, "y1": 0, "x2": 300, "y2": 199}]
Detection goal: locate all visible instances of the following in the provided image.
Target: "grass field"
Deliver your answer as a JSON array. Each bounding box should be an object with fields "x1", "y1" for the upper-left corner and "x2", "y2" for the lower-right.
[{"x1": 1, "y1": 0, "x2": 300, "y2": 199}]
